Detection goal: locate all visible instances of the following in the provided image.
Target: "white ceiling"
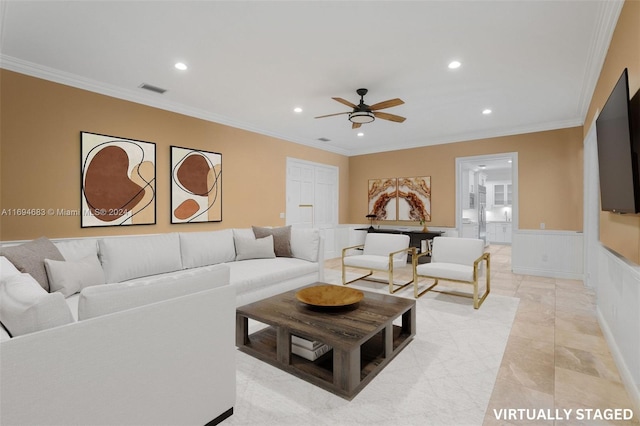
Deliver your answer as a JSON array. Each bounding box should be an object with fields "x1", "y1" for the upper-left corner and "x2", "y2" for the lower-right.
[{"x1": 0, "y1": 1, "x2": 623, "y2": 156}]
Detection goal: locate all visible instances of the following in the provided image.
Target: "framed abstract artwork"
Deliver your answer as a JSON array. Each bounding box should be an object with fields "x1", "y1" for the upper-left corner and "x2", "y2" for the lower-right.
[
  {"x1": 80, "y1": 131, "x2": 156, "y2": 227},
  {"x1": 398, "y1": 176, "x2": 431, "y2": 222},
  {"x1": 368, "y1": 178, "x2": 397, "y2": 220},
  {"x1": 170, "y1": 146, "x2": 222, "y2": 223}
]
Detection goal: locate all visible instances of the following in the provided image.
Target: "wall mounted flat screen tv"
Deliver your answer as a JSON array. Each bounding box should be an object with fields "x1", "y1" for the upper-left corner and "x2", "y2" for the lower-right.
[{"x1": 596, "y1": 68, "x2": 640, "y2": 214}]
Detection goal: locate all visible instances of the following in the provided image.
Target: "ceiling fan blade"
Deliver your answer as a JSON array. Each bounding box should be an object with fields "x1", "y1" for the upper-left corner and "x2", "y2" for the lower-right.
[
  {"x1": 314, "y1": 111, "x2": 351, "y2": 119},
  {"x1": 369, "y1": 98, "x2": 404, "y2": 110},
  {"x1": 352, "y1": 122, "x2": 362, "y2": 129},
  {"x1": 332, "y1": 97, "x2": 357, "y2": 109},
  {"x1": 373, "y1": 111, "x2": 406, "y2": 123}
]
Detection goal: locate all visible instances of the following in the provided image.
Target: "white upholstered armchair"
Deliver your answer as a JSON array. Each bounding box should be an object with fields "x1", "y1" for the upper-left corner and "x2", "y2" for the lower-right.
[
  {"x1": 412, "y1": 237, "x2": 490, "y2": 308},
  {"x1": 341, "y1": 233, "x2": 414, "y2": 294}
]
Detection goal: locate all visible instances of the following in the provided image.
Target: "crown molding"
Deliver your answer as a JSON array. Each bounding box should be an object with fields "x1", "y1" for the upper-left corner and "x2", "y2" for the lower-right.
[
  {"x1": 347, "y1": 118, "x2": 585, "y2": 156},
  {"x1": 576, "y1": 0, "x2": 625, "y2": 119},
  {"x1": 0, "y1": 54, "x2": 351, "y2": 157}
]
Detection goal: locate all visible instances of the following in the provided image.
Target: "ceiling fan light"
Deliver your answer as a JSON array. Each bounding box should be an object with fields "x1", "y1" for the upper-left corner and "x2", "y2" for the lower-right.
[{"x1": 349, "y1": 111, "x2": 375, "y2": 124}]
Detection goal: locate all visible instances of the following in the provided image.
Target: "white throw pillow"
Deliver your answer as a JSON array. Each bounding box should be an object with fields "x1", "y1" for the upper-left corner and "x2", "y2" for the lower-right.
[
  {"x1": 0, "y1": 273, "x2": 74, "y2": 337},
  {"x1": 234, "y1": 235, "x2": 275, "y2": 261},
  {"x1": 1, "y1": 256, "x2": 21, "y2": 280},
  {"x1": 179, "y1": 229, "x2": 236, "y2": 269},
  {"x1": 44, "y1": 255, "x2": 106, "y2": 297},
  {"x1": 98, "y1": 233, "x2": 182, "y2": 283},
  {"x1": 78, "y1": 264, "x2": 231, "y2": 320}
]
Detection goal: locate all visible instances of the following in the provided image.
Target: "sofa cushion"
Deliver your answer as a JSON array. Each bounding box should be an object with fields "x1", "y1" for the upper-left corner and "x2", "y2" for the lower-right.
[
  {"x1": 0, "y1": 237, "x2": 65, "y2": 291},
  {"x1": 234, "y1": 234, "x2": 275, "y2": 261},
  {"x1": 78, "y1": 264, "x2": 231, "y2": 320},
  {"x1": 179, "y1": 229, "x2": 236, "y2": 269},
  {"x1": 252, "y1": 226, "x2": 293, "y2": 257},
  {"x1": 226, "y1": 258, "x2": 318, "y2": 294},
  {"x1": 44, "y1": 255, "x2": 105, "y2": 297},
  {"x1": 0, "y1": 273, "x2": 74, "y2": 337},
  {"x1": 1, "y1": 256, "x2": 21, "y2": 280},
  {"x1": 54, "y1": 239, "x2": 99, "y2": 261},
  {"x1": 98, "y1": 233, "x2": 182, "y2": 283},
  {"x1": 0, "y1": 323, "x2": 10, "y2": 341},
  {"x1": 290, "y1": 228, "x2": 321, "y2": 262}
]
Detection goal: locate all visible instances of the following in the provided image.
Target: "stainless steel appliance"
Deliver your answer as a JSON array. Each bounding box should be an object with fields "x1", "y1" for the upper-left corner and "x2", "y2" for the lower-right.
[{"x1": 478, "y1": 184, "x2": 487, "y2": 244}]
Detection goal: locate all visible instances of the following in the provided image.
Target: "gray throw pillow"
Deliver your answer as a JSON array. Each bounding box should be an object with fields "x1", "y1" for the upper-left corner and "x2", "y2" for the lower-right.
[
  {"x1": 0, "y1": 237, "x2": 65, "y2": 291},
  {"x1": 252, "y1": 226, "x2": 293, "y2": 257}
]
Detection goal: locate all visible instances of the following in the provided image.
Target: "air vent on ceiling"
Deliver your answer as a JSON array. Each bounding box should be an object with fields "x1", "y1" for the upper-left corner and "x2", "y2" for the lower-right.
[
  {"x1": 139, "y1": 83, "x2": 167, "y2": 94},
  {"x1": 317, "y1": 137, "x2": 331, "y2": 142}
]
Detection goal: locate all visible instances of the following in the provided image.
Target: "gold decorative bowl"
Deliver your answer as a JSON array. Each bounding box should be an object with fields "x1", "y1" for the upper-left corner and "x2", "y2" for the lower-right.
[{"x1": 296, "y1": 284, "x2": 364, "y2": 307}]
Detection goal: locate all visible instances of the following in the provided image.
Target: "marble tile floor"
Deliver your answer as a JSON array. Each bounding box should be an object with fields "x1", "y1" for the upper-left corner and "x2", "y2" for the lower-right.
[{"x1": 326, "y1": 244, "x2": 639, "y2": 425}]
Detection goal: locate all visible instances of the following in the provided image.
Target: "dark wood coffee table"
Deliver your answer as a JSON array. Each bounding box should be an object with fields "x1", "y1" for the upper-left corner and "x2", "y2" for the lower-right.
[{"x1": 236, "y1": 283, "x2": 416, "y2": 399}]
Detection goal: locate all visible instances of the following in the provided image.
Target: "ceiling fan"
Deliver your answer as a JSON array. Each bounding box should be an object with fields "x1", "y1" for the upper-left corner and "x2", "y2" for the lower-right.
[{"x1": 315, "y1": 88, "x2": 406, "y2": 129}]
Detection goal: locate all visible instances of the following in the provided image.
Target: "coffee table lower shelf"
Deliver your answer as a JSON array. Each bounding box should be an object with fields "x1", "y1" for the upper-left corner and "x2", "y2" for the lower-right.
[{"x1": 237, "y1": 322, "x2": 413, "y2": 399}]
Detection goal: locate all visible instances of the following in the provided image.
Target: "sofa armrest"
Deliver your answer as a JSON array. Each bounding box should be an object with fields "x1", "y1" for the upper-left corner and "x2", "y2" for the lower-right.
[{"x1": 1, "y1": 285, "x2": 236, "y2": 426}]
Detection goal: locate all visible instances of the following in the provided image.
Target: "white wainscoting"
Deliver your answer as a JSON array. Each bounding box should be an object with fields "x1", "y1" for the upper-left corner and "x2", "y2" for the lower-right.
[
  {"x1": 512, "y1": 230, "x2": 584, "y2": 280},
  {"x1": 595, "y1": 246, "x2": 640, "y2": 411}
]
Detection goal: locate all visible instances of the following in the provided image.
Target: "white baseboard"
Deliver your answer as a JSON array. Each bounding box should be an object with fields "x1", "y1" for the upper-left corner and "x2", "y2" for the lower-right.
[{"x1": 511, "y1": 266, "x2": 583, "y2": 280}]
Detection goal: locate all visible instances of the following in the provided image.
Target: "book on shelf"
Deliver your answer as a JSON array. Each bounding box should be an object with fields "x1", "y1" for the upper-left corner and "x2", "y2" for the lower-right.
[
  {"x1": 291, "y1": 342, "x2": 332, "y2": 361},
  {"x1": 291, "y1": 335, "x2": 324, "y2": 350}
]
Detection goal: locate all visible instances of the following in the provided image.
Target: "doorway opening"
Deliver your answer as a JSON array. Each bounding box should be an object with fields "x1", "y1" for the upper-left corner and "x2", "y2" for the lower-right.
[{"x1": 455, "y1": 153, "x2": 518, "y2": 245}]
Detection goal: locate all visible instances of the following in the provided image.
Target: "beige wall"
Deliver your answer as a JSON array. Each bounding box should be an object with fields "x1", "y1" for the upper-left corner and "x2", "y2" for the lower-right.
[
  {"x1": 0, "y1": 70, "x2": 350, "y2": 241},
  {"x1": 584, "y1": 0, "x2": 640, "y2": 265},
  {"x1": 348, "y1": 127, "x2": 584, "y2": 231}
]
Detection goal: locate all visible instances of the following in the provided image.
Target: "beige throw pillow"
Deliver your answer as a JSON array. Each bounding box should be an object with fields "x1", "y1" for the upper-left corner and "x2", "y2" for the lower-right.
[{"x1": 252, "y1": 226, "x2": 293, "y2": 257}]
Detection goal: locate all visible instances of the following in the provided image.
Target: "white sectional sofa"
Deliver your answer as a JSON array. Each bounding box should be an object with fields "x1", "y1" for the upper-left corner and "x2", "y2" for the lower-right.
[{"x1": 0, "y1": 226, "x2": 324, "y2": 425}]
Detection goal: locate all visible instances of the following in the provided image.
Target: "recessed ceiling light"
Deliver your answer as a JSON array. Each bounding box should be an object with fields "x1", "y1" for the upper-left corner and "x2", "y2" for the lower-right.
[
  {"x1": 357, "y1": 132, "x2": 364, "y2": 137},
  {"x1": 448, "y1": 61, "x2": 461, "y2": 69},
  {"x1": 482, "y1": 109, "x2": 492, "y2": 115},
  {"x1": 293, "y1": 107, "x2": 303, "y2": 113},
  {"x1": 508, "y1": 160, "x2": 512, "y2": 163},
  {"x1": 175, "y1": 62, "x2": 188, "y2": 71}
]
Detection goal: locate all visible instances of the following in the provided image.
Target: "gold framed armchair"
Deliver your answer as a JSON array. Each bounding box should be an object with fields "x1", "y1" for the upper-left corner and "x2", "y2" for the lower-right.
[
  {"x1": 412, "y1": 237, "x2": 490, "y2": 309},
  {"x1": 341, "y1": 233, "x2": 414, "y2": 294}
]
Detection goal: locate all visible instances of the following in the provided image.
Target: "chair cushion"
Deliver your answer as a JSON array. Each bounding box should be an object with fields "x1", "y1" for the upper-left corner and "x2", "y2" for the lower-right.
[
  {"x1": 431, "y1": 237, "x2": 484, "y2": 266},
  {"x1": 416, "y1": 262, "x2": 474, "y2": 282},
  {"x1": 343, "y1": 254, "x2": 406, "y2": 271},
  {"x1": 362, "y1": 233, "x2": 410, "y2": 261}
]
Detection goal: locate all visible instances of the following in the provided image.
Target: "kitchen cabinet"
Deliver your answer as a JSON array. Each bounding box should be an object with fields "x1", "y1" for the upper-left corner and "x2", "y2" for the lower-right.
[
  {"x1": 492, "y1": 183, "x2": 513, "y2": 206},
  {"x1": 486, "y1": 222, "x2": 512, "y2": 243},
  {"x1": 462, "y1": 223, "x2": 479, "y2": 239}
]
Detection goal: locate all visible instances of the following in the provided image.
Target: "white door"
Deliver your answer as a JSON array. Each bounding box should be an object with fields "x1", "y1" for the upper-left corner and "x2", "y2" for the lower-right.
[
  {"x1": 286, "y1": 158, "x2": 339, "y2": 258},
  {"x1": 286, "y1": 160, "x2": 315, "y2": 227}
]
